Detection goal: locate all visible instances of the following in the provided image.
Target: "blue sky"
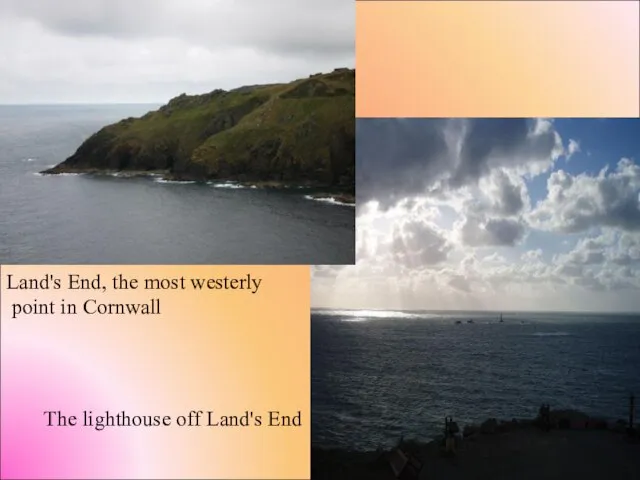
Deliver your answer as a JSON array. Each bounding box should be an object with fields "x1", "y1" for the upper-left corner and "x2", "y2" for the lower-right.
[
  {"x1": 524, "y1": 119, "x2": 639, "y2": 261},
  {"x1": 313, "y1": 118, "x2": 640, "y2": 313},
  {"x1": 527, "y1": 119, "x2": 640, "y2": 205}
]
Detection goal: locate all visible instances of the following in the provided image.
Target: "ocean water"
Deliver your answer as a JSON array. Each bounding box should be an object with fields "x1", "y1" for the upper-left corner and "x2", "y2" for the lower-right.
[
  {"x1": 311, "y1": 309, "x2": 640, "y2": 451},
  {"x1": 0, "y1": 105, "x2": 355, "y2": 264}
]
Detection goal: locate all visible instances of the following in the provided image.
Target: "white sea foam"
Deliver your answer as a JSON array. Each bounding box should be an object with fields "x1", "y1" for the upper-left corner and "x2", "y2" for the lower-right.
[
  {"x1": 109, "y1": 172, "x2": 162, "y2": 178},
  {"x1": 531, "y1": 332, "x2": 572, "y2": 337},
  {"x1": 210, "y1": 182, "x2": 246, "y2": 189},
  {"x1": 153, "y1": 178, "x2": 196, "y2": 184},
  {"x1": 34, "y1": 172, "x2": 83, "y2": 177},
  {"x1": 304, "y1": 195, "x2": 355, "y2": 207}
]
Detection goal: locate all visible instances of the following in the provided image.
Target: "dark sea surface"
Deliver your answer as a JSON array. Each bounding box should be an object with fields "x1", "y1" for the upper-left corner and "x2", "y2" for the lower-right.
[
  {"x1": 311, "y1": 309, "x2": 640, "y2": 451},
  {"x1": 0, "y1": 105, "x2": 355, "y2": 264}
]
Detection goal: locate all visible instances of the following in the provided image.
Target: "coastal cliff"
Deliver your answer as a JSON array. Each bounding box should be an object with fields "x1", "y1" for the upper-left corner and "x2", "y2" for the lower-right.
[{"x1": 43, "y1": 69, "x2": 355, "y2": 192}]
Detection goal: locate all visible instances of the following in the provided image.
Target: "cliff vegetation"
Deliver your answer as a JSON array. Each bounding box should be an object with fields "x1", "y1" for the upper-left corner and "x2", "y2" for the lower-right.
[{"x1": 44, "y1": 69, "x2": 355, "y2": 192}]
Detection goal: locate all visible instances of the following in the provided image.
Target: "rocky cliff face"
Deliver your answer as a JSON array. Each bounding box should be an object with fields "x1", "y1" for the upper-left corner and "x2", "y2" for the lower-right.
[{"x1": 44, "y1": 69, "x2": 355, "y2": 191}]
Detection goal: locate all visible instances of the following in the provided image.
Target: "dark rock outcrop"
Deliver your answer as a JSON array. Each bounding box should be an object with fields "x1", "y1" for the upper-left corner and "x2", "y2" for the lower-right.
[
  {"x1": 43, "y1": 69, "x2": 355, "y2": 192},
  {"x1": 480, "y1": 418, "x2": 498, "y2": 434}
]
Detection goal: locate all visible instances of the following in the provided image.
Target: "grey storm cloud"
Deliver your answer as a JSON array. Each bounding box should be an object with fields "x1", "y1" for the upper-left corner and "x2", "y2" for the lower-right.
[
  {"x1": 489, "y1": 171, "x2": 526, "y2": 216},
  {"x1": 356, "y1": 118, "x2": 451, "y2": 207},
  {"x1": 356, "y1": 118, "x2": 562, "y2": 209},
  {"x1": 391, "y1": 219, "x2": 451, "y2": 267},
  {"x1": 460, "y1": 216, "x2": 526, "y2": 247},
  {"x1": 451, "y1": 118, "x2": 557, "y2": 187},
  {"x1": 0, "y1": 0, "x2": 354, "y2": 57},
  {"x1": 484, "y1": 219, "x2": 526, "y2": 246},
  {"x1": 0, "y1": 0, "x2": 354, "y2": 103}
]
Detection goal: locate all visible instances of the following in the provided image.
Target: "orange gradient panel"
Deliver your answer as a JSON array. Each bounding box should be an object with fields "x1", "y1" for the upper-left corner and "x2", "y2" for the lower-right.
[
  {"x1": 1, "y1": 266, "x2": 310, "y2": 480},
  {"x1": 356, "y1": 0, "x2": 640, "y2": 117}
]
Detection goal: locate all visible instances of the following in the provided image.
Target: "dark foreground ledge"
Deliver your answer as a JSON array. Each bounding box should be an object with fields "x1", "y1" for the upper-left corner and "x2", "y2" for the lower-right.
[{"x1": 312, "y1": 411, "x2": 640, "y2": 480}]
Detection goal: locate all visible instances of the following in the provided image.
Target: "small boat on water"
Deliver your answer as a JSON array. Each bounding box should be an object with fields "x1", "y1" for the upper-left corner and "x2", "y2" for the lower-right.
[
  {"x1": 455, "y1": 320, "x2": 462, "y2": 325},
  {"x1": 467, "y1": 319, "x2": 474, "y2": 324},
  {"x1": 499, "y1": 313, "x2": 504, "y2": 323}
]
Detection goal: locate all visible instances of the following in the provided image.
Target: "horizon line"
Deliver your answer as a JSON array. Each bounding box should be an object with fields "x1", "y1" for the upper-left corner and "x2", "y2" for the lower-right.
[
  {"x1": 0, "y1": 102, "x2": 162, "y2": 107},
  {"x1": 311, "y1": 307, "x2": 640, "y2": 315}
]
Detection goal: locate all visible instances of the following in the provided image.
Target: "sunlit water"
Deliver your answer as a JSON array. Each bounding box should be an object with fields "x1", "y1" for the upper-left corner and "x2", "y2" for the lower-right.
[
  {"x1": 312, "y1": 309, "x2": 640, "y2": 451},
  {"x1": 0, "y1": 105, "x2": 355, "y2": 264}
]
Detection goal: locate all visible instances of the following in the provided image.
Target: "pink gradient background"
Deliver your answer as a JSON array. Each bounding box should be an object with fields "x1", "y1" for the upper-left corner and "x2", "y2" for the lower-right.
[
  {"x1": 2, "y1": 342, "x2": 135, "y2": 479},
  {"x1": 1, "y1": 266, "x2": 310, "y2": 479}
]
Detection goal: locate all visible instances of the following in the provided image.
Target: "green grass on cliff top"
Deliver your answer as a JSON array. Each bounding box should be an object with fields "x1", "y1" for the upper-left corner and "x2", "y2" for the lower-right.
[{"x1": 96, "y1": 68, "x2": 355, "y2": 178}]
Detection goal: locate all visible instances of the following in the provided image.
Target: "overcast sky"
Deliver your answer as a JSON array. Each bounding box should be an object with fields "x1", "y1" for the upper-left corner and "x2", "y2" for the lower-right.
[
  {"x1": 0, "y1": 0, "x2": 354, "y2": 104},
  {"x1": 312, "y1": 119, "x2": 640, "y2": 313}
]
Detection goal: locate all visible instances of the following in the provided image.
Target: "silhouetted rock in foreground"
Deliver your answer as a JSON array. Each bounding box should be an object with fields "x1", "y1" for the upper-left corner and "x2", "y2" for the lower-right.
[{"x1": 312, "y1": 410, "x2": 640, "y2": 480}]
